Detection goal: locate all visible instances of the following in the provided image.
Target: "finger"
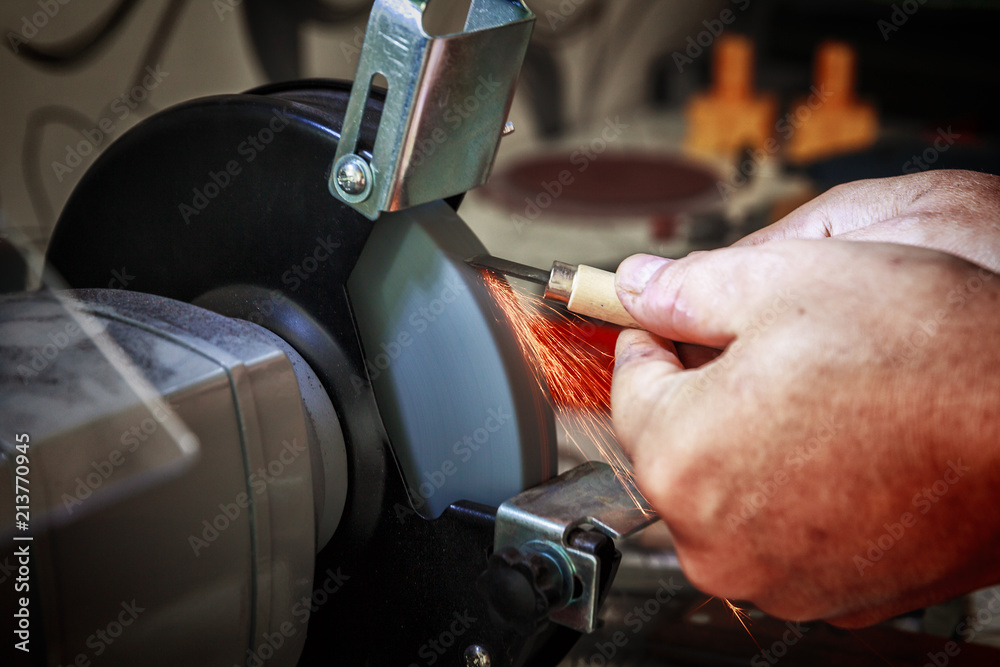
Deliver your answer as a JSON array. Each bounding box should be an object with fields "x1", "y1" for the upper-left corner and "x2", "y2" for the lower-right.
[
  {"x1": 837, "y1": 217, "x2": 1000, "y2": 274},
  {"x1": 611, "y1": 329, "x2": 685, "y2": 454},
  {"x1": 836, "y1": 217, "x2": 927, "y2": 243},
  {"x1": 615, "y1": 248, "x2": 797, "y2": 347},
  {"x1": 614, "y1": 328, "x2": 684, "y2": 374},
  {"x1": 734, "y1": 174, "x2": 931, "y2": 247}
]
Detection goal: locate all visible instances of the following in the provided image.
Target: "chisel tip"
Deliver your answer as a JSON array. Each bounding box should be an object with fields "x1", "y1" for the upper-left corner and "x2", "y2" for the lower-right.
[{"x1": 466, "y1": 254, "x2": 550, "y2": 287}]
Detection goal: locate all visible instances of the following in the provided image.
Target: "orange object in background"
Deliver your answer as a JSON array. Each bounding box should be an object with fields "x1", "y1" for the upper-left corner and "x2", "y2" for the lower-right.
[
  {"x1": 685, "y1": 35, "x2": 778, "y2": 159},
  {"x1": 785, "y1": 40, "x2": 879, "y2": 163}
]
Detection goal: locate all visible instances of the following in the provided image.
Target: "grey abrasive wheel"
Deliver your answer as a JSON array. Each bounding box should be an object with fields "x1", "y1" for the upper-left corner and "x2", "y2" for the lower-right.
[{"x1": 349, "y1": 200, "x2": 556, "y2": 518}]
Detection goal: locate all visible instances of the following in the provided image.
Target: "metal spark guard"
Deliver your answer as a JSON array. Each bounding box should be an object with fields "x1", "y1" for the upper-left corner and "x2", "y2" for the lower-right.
[{"x1": 329, "y1": 0, "x2": 535, "y2": 219}]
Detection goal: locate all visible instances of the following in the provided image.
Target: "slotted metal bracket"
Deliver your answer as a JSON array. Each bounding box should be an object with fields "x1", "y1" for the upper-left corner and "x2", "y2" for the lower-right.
[
  {"x1": 329, "y1": 0, "x2": 535, "y2": 220},
  {"x1": 494, "y1": 462, "x2": 660, "y2": 633}
]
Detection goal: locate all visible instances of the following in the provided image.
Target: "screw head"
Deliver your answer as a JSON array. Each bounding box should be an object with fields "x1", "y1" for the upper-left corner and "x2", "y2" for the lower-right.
[
  {"x1": 331, "y1": 154, "x2": 373, "y2": 203},
  {"x1": 464, "y1": 644, "x2": 491, "y2": 667},
  {"x1": 336, "y1": 156, "x2": 368, "y2": 195}
]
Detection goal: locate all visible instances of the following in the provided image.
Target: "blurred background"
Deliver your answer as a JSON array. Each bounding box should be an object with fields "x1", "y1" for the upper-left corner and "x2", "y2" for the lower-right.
[
  {"x1": 2, "y1": 0, "x2": 1000, "y2": 664},
  {"x1": 3, "y1": 0, "x2": 999, "y2": 269}
]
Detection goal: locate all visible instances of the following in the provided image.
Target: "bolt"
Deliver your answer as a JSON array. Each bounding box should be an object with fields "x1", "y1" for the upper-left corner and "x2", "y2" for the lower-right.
[
  {"x1": 336, "y1": 156, "x2": 369, "y2": 195},
  {"x1": 502, "y1": 121, "x2": 515, "y2": 137},
  {"x1": 464, "y1": 644, "x2": 492, "y2": 667}
]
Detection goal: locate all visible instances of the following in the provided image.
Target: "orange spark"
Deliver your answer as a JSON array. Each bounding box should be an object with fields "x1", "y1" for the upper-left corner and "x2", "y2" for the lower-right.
[
  {"x1": 723, "y1": 599, "x2": 758, "y2": 646},
  {"x1": 480, "y1": 270, "x2": 648, "y2": 511},
  {"x1": 482, "y1": 271, "x2": 766, "y2": 647},
  {"x1": 687, "y1": 597, "x2": 759, "y2": 645}
]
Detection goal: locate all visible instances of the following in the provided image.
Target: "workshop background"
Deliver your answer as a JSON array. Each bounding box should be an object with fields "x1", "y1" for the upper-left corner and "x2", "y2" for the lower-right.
[{"x1": 2, "y1": 0, "x2": 1000, "y2": 665}]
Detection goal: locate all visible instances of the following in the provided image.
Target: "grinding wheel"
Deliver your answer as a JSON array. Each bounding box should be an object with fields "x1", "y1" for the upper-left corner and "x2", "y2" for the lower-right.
[
  {"x1": 44, "y1": 78, "x2": 556, "y2": 538},
  {"x1": 350, "y1": 201, "x2": 555, "y2": 518},
  {"x1": 39, "y1": 79, "x2": 582, "y2": 666}
]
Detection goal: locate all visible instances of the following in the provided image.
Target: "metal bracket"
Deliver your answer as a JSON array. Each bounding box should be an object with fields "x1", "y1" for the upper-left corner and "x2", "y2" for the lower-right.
[
  {"x1": 329, "y1": 0, "x2": 535, "y2": 220},
  {"x1": 494, "y1": 462, "x2": 659, "y2": 633}
]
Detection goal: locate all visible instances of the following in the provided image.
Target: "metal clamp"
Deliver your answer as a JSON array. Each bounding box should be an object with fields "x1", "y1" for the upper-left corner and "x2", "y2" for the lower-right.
[
  {"x1": 329, "y1": 0, "x2": 535, "y2": 220},
  {"x1": 493, "y1": 463, "x2": 659, "y2": 633}
]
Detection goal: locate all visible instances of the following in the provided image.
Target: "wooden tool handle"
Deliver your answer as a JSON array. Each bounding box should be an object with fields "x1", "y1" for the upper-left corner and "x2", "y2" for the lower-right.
[{"x1": 566, "y1": 265, "x2": 642, "y2": 329}]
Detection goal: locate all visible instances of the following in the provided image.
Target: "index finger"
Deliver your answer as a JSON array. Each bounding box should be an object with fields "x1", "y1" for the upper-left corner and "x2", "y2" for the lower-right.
[{"x1": 734, "y1": 174, "x2": 931, "y2": 247}]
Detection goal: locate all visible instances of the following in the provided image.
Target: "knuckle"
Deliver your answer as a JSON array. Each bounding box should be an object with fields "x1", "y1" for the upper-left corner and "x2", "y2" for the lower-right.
[{"x1": 677, "y1": 550, "x2": 736, "y2": 599}]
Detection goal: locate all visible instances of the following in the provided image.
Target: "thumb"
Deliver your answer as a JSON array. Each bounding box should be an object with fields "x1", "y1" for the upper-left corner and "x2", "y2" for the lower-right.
[{"x1": 615, "y1": 248, "x2": 797, "y2": 347}]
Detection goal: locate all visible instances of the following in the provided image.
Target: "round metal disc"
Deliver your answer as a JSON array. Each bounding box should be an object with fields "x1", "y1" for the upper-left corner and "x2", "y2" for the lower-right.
[
  {"x1": 349, "y1": 200, "x2": 556, "y2": 518},
  {"x1": 41, "y1": 77, "x2": 564, "y2": 666},
  {"x1": 45, "y1": 79, "x2": 555, "y2": 524}
]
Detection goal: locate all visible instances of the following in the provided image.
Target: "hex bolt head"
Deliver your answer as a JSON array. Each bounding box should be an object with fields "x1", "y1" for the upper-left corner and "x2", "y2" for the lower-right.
[{"x1": 464, "y1": 644, "x2": 492, "y2": 667}]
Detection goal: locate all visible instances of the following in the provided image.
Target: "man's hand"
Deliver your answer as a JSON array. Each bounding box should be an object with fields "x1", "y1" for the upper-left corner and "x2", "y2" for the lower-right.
[
  {"x1": 611, "y1": 239, "x2": 1000, "y2": 626},
  {"x1": 737, "y1": 170, "x2": 1000, "y2": 273}
]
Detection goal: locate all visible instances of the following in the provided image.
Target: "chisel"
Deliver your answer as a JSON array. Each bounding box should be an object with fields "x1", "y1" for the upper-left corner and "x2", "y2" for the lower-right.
[{"x1": 467, "y1": 254, "x2": 641, "y2": 329}]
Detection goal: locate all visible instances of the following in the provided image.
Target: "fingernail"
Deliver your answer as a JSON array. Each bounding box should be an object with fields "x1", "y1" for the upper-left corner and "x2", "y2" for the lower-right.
[{"x1": 617, "y1": 254, "x2": 671, "y2": 296}]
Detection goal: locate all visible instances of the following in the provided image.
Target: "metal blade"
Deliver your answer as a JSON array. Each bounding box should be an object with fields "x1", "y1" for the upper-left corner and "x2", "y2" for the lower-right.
[{"x1": 466, "y1": 254, "x2": 550, "y2": 286}]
